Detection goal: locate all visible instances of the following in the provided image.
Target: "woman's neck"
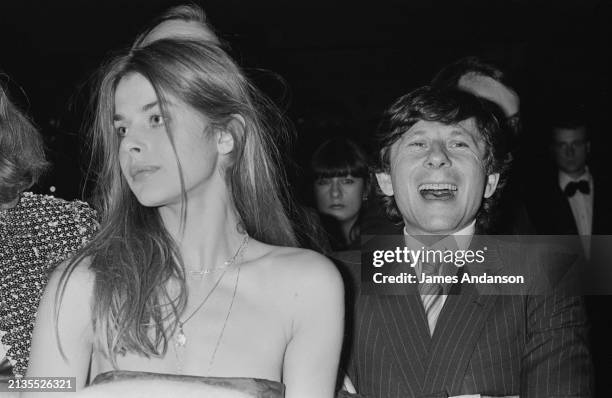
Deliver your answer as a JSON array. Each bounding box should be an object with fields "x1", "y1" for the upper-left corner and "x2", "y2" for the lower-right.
[
  {"x1": 159, "y1": 191, "x2": 244, "y2": 273},
  {"x1": 340, "y1": 215, "x2": 359, "y2": 246}
]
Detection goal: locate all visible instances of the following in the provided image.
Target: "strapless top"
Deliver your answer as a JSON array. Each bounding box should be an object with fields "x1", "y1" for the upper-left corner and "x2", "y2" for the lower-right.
[{"x1": 91, "y1": 370, "x2": 284, "y2": 397}]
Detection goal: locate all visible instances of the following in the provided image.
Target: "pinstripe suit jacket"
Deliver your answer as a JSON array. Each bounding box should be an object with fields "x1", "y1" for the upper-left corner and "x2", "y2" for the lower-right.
[{"x1": 342, "y1": 236, "x2": 592, "y2": 398}]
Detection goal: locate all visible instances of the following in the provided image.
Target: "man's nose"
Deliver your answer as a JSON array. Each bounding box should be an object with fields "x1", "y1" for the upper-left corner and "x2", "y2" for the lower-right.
[
  {"x1": 564, "y1": 145, "x2": 575, "y2": 157},
  {"x1": 424, "y1": 142, "x2": 451, "y2": 168}
]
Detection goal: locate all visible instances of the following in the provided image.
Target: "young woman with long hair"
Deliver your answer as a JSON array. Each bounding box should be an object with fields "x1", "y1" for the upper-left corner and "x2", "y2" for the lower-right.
[{"x1": 25, "y1": 39, "x2": 343, "y2": 398}]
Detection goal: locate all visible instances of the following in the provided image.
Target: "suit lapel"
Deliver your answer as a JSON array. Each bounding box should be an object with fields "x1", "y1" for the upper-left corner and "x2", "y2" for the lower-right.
[
  {"x1": 422, "y1": 239, "x2": 503, "y2": 393},
  {"x1": 359, "y1": 234, "x2": 431, "y2": 393},
  {"x1": 374, "y1": 293, "x2": 430, "y2": 393},
  {"x1": 555, "y1": 185, "x2": 579, "y2": 233},
  {"x1": 591, "y1": 174, "x2": 612, "y2": 234}
]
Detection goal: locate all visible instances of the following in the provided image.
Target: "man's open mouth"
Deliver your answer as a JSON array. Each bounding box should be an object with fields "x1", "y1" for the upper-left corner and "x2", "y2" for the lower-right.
[{"x1": 418, "y1": 183, "x2": 457, "y2": 200}]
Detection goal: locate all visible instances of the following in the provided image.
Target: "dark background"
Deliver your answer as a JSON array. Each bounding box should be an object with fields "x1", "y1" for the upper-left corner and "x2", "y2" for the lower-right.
[{"x1": 0, "y1": 0, "x2": 610, "y2": 201}]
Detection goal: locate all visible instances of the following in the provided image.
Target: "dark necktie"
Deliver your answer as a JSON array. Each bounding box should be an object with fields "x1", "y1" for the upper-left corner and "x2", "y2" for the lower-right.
[{"x1": 564, "y1": 180, "x2": 590, "y2": 197}]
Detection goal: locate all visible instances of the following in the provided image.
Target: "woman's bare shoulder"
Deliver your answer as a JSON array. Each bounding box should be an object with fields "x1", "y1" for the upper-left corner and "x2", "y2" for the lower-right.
[
  {"x1": 47, "y1": 256, "x2": 96, "y2": 297},
  {"x1": 250, "y1": 242, "x2": 344, "y2": 300},
  {"x1": 255, "y1": 243, "x2": 337, "y2": 276}
]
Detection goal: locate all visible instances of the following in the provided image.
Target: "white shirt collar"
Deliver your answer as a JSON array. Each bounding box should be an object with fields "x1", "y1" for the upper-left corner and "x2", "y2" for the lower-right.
[
  {"x1": 559, "y1": 166, "x2": 592, "y2": 190},
  {"x1": 403, "y1": 220, "x2": 475, "y2": 251}
]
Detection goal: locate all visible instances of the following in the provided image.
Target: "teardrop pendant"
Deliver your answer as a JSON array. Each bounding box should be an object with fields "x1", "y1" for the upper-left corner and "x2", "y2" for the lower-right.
[{"x1": 176, "y1": 324, "x2": 187, "y2": 347}]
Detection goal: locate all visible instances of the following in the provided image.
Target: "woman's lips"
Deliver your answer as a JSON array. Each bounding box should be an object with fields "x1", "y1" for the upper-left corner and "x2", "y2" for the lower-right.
[{"x1": 130, "y1": 165, "x2": 160, "y2": 180}]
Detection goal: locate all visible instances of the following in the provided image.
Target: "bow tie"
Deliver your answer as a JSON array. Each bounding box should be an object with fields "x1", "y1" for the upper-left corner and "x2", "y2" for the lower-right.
[{"x1": 564, "y1": 180, "x2": 590, "y2": 197}]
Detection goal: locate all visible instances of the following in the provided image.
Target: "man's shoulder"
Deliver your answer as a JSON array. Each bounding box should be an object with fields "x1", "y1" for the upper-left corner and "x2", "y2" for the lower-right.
[
  {"x1": 593, "y1": 170, "x2": 612, "y2": 195},
  {"x1": 482, "y1": 236, "x2": 583, "y2": 294}
]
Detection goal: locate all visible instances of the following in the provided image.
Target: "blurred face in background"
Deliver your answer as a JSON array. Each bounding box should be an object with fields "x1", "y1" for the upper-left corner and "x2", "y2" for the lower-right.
[
  {"x1": 458, "y1": 72, "x2": 521, "y2": 135},
  {"x1": 314, "y1": 175, "x2": 365, "y2": 224},
  {"x1": 458, "y1": 73, "x2": 520, "y2": 118},
  {"x1": 553, "y1": 126, "x2": 589, "y2": 178}
]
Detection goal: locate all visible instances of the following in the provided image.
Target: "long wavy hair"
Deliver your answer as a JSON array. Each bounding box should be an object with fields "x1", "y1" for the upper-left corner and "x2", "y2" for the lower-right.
[
  {"x1": 0, "y1": 81, "x2": 49, "y2": 204},
  {"x1": 58, "y1": 39, "x2": 298, "y2": 366}
]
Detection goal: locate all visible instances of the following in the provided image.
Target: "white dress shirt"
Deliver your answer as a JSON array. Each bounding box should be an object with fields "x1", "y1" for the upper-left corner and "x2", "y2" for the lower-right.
[
  {"x1": 403, "y1": 221, "x2": 475, "y2": 329},
  {"x1": 558, "y1": 168, "x2": 593, "y2": 236}
]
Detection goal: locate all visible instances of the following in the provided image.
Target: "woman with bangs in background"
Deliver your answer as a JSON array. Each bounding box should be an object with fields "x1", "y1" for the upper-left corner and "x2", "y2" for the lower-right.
[{"x1": 311, "y1": 137, "x2": 370, "y2": 251}]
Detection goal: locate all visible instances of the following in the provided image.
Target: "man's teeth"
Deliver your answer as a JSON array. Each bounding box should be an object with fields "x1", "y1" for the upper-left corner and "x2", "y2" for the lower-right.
[{"x1": 418, "y1": 183, "x2": 457, "y2": 191}]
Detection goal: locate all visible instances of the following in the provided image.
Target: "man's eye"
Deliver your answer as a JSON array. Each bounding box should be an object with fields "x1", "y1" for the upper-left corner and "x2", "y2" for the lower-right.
[
  {"x1": 451, "y1": 141, "x2": 469, "y2": 148},
  {"x1": 115, "y1": 126, "x2": 127, "y2": 137},
  {"x1": 150, "y1": 114, "x2": 165, "y2": 126},
  {"x1": 316, "y1": 179, "x2": 331, "y2": 186},
  {"x1": 342, "y1": 178, "x2": 355, "y2": 184},
  {"x1": 408, "y1": 141, "x2": 426, "y2": 148}
]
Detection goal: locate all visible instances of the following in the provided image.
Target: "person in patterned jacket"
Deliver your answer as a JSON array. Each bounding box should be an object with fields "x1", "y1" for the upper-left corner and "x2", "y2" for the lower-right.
[{"x1": 0, "y1": 80, "x2": 98, "y2": 377}]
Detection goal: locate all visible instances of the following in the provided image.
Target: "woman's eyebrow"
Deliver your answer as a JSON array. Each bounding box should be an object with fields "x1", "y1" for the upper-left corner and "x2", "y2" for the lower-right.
[
  {"x1": 142, "y1": 100, "x2": 159, "y2": 112},
  {"x1": 113, "y1": 100, "x2": 167, "y2": 122}
]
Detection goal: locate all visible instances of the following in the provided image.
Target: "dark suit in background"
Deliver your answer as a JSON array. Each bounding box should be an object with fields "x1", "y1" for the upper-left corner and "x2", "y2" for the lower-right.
[
  {"x1": 525, "y1": 168, "x2": 612, "y2": 236},
  {"x1": 526, "y1": 166, "x2": 612, "y2": 396}
]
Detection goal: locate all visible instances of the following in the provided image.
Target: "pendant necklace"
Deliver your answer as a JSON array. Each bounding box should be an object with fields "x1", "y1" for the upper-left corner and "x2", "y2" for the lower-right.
[{"x1": 174, "y1": 234, "x2": 249, "y2": 372}]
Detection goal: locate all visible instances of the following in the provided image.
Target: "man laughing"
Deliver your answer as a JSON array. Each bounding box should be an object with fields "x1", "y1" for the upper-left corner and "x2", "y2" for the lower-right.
[{"x1": 345, "y1": 86, "x2": 592, "y2": 397}]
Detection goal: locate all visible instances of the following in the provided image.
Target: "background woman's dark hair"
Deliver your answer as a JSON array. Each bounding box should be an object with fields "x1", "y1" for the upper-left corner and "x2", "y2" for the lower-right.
[
  {"x1": 0, "y1": 82, "x2": 49, "y2": 205},
  {"x1": 310, "y1": 137, "x2": 370, "y2": 181},
  {"x1": 375, "y1": 86, "x2": 510, "y2": 233}
]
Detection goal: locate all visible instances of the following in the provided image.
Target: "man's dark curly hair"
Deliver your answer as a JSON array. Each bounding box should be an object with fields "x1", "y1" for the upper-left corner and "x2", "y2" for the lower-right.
[{"x1": 374, "y1": 86, "x2": 511, "y2": 233}]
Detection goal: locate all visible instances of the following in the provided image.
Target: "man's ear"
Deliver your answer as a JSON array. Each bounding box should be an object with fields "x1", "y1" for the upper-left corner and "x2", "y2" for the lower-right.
[
  {"x1": 216, "y1": 114, "x2": 245, "y2": 155},
  {"x1": 483, "y1": 173, "x2": 500, "y2": 199},
  {"x1": 375, "y1": 172, "x2": 394, "y2": 196}
]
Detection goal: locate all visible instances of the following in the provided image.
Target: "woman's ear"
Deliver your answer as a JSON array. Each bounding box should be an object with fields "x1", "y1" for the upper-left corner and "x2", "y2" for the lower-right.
[{"x1": 216, "y1": 114, "x2": 245, "y2": 155}]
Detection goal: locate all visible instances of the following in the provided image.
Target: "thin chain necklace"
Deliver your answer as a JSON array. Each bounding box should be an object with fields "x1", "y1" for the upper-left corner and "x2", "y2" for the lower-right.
[
  {"x1": 187, "y1": 234, "x2": 249, "y2": 278},
  {"x1": 173, "y1": 234, "x2": 248, "y2": 373}
]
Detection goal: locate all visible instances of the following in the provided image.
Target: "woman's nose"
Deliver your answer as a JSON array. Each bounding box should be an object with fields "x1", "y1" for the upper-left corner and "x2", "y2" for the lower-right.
[
  {"x1": 120, "y1": 129, "x2": 146, "y2": 154},
  {"x1": 330, "y1": 180, "x2": 343, "y2": 198}
]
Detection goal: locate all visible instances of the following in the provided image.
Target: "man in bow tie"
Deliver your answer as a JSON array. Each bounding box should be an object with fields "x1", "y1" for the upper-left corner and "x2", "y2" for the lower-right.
[
  {"x1": 524, "y1": 114, "x2": 612, "y2": 395},
  {"x1": 555, "y1": 120, "x2": 593, "y2": 235},
  {"x1": 526, "y1": 113, "x2": 612, "y2": 237}
]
